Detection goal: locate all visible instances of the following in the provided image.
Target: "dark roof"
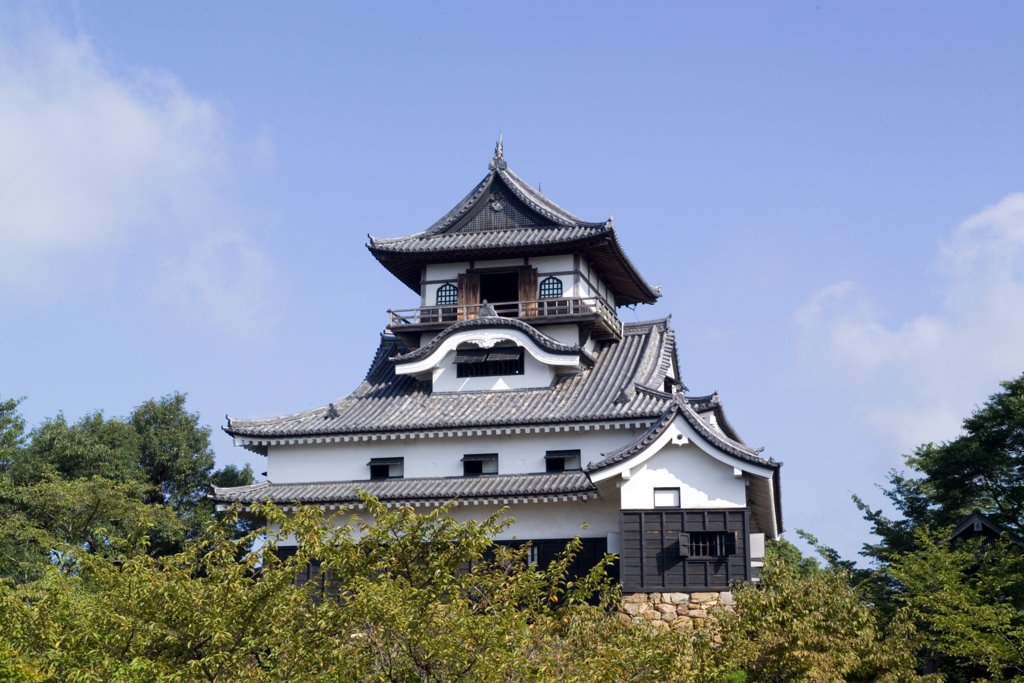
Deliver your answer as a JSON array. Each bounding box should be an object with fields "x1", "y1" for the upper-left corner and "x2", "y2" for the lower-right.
[
  {"x1": 210, "y1": 471, "x2": 597, "y2": 506},
  {"x1": 225, "y1": 319, "x2": 679, "y2": 445},
  {"x1": 951, "y1": 510, "x2": 1024, "y2": 548},
  {"x1": 584, "y1": 393, "x2": 774, "y2": 474},
  {"x1": 366, "y1": 141, "x2": 660, "y2": 306}
]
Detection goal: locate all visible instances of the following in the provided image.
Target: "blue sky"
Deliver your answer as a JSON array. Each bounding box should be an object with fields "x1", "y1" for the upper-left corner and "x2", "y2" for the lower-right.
[{"x1": 2, "y1": 1, "x2": 1023, "y2": 561}]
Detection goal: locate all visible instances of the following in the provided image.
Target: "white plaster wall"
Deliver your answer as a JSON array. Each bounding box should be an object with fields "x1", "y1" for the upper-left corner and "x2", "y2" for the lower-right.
[
  {"x1": 575, "y1": 258, "x2": 616, "y2": 309},
  {"x1": 538, "y1": 324, "x2": 581, "y2": 346},
  {"x1": 269, "y1": 495, "x2": 621, "y2": 545},
  {"x1": 267, "y1": 427, "x2": 646, "y2": 483},
  {"x1": 618, "y1": 443, "x2": 747, "y2": 510},
  {"x1": 445, "y1": 497, "x2": 620, "y2": 540},
  {"x1": 423, "y1": 256, "x2": 615, "y2": 307},
  {"x1": 424, "y1": 261, "x2": 468, "y2": 281},
  {"x1": 530, "y1": 254, "x2": 573, "y2": 276}
]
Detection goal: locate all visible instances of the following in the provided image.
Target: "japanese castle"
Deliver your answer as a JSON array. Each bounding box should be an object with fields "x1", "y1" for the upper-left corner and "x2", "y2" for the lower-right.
[{"x1": 213, "y1": 140, "x2": 783, "y2": 593}]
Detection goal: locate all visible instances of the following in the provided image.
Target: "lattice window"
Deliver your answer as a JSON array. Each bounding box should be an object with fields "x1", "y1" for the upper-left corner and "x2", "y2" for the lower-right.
[
  {"x1": 436, "y1": 283, "x2": 458, "y2": 305},
  {"x1": 687, "y1": 531, "x2": 737, "y2": 558},
  {"x1": 538, "y1": 276, "x2": 563, "y2": 299}
]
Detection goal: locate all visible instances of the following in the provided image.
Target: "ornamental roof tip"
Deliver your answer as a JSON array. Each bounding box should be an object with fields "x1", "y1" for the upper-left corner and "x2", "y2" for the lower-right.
[{"x1": 488, "y1": 133, "x2": 507, "y2": 171}]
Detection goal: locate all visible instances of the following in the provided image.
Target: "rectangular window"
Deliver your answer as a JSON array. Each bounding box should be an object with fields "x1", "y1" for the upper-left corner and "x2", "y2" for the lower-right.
[
  {"x1": 454, "y1": 347, "x2": 524, "y2": 378},
  {"x1": 368, "y1": 457, "x2": 403, "y2": 480},
  {"x1": 462, "y1": 453, "x2": 498, "y2": 476},
  {"x1": 545, "y1": 449, "x2": 581, "y2": 472},
  {"x1": 688, "y1": 531, "x2": 737, "y2": 558},
  {"x1": 653, "y1": 487, "x2": 680, "y2": 508}
]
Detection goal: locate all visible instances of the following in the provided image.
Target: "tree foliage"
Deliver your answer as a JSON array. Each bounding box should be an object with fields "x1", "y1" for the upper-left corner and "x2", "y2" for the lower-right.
[
  {"x1": 0, "y1": 497, "x2": 738, "y2": 682},
  {"x1": 885, "y1": 530, "x2": 1024, "y2": 682},
  {"x1": 720, "y1": 539, "x2": 924, "y2": 683},
  {"x1": 859, "y1": 373, "x2": 1024, "y2": 562},
  {"x1": 854, "y1": 373, "x2": 1024, "y2": 681},
  {"x1": 0, "y1": 392, "x2": 252, "y2": 582}
]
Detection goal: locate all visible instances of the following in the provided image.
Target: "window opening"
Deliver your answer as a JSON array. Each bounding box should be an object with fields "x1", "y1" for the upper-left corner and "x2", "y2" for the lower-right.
[
  {"x1": 454, "y1": 346, "x2": 524, "y2": 378},
  {"x1": 687, "y1": 531, "x2": 737, "y2": 558},
  {"x1": 538, "y1": 276, "x2": 563, "y2": 299},
  {"x1": 435, "y1": 283, "x2": 458, "y2": 305},
  {"x1": 462, "y1": 453, "x2": 498, "y2": 476},
  {"x1": 479, "y1": 271, "x2": 520, "y2": 312},
  {"x1": 545, "y1": 449, "x2": 581, "y2": 472},
  {"x1": 368, "y1": 457, "x2": 404, "y2": 480},
  {"x1": 653, "y1": 487, "x2": 680, "y2": 508}
]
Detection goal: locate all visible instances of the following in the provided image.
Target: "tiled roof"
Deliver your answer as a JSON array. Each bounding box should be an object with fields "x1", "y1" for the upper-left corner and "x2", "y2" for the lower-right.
[
  {"x1": 366, "y1": 144, "x2": 660, "y2": 306},
  {"x1": 210, "y1": 471, "x2": 597, "y2": 506},
  {"x1": 224, "y1": 319, "x2": 678, "y2": 444},
  {"x1": 584, "y1": 393, "x2": 774, "y2": 474}
]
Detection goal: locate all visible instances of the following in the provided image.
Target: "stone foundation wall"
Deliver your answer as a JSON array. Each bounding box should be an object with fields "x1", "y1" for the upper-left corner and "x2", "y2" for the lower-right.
[{"x1": 619, "y1": 591, "x2": 734, "y2": 629}]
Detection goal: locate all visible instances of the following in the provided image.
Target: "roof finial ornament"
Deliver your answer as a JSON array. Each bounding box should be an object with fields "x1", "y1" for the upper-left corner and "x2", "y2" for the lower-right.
[{"x1": 489, "y1": 133, "x2": 507, "y2": 171}]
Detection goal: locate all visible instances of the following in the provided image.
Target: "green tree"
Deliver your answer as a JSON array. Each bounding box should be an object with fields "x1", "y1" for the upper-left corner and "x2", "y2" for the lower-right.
[
  {"x1": 855, "y1": 373, "x2": 1024, "y2": 680},
  {"x1": 0, "y1": 392, "x2": 253, "y2": 581},
  {"x1": 885, "y1": 530, "x2": 1024, "y2": 682},
  {"x1": 859, "y1": 373, "x2": 1024, "y2": 562},
  {"x1": 718, "y1": 540, "x2": 924, "y2": 682},
  {"x1": 0, "y1": 395, "x2": 26, "y2": 463},
  {"x1": 0, "y1": 497, "x2": 734, "y2": 682},
  {"x1": 132, "y1": 394, "x2": 216, "y2": 510},
  {"x1": 13, "y1": 411, "x2": 142, "y2": 485}
]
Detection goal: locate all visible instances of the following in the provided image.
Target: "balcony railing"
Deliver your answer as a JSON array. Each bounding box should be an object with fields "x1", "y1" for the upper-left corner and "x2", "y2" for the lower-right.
[{"x1": 387, "y1": 297, "x2": 623, "y2": 338}]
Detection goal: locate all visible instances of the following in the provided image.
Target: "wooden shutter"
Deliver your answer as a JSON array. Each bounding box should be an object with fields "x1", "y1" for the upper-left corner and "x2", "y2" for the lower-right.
[
  {"x1": 458, "y1": 272, "x2": 480, "y2": 320},
  {"x1": 519, "y1": 267, "x2": 538, "y2": 317}
]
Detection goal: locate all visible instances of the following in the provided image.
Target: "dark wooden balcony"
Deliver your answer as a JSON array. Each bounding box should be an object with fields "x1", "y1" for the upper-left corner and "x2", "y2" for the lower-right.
[{"x1": 387, "y1": 297, "x2": 623, "y2": 342}]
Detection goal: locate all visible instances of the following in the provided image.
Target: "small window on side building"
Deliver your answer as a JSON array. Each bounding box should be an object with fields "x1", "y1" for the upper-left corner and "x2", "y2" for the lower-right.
[
  {"x1": 687, "y1": 531, "x2": 737, "y2": 558},
  {"x1": 368, "y1": 457, "x2": 404, "y2": 480},
  {"x1": 653, "y1": 487, "x2": 680, "y2": 508},
  {"x1": 545, "y1": 449, "x2": 581, "y2": 472},
  {"x1": 462, "y1": 453, "x2": 498, "y2": 476}
]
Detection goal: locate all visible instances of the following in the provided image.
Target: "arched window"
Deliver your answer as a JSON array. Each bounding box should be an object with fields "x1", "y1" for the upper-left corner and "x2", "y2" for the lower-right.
[
  {"x1": 436, "y1": 283, "x2": 458, "y2": 305},
  {"x1": 538, "y1": 276, "x2": 563, "y2": 299}
]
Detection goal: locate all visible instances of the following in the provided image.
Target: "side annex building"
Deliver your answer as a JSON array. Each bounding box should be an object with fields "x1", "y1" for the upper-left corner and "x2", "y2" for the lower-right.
[{"x1": 212, "y1": 141, "x2": 783, "y2": 595}]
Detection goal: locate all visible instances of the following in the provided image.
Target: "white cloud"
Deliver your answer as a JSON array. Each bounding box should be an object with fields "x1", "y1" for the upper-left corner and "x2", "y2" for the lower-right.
[
  {"x1": 157, "y1": 231, "x2": 277, "y2": 332},
  {"x1": 796, "y1": 193, "x2": 1024, "y2": 453},
  {"x1": 0, "y1": 20, "x2": 275, "y2": 330}
]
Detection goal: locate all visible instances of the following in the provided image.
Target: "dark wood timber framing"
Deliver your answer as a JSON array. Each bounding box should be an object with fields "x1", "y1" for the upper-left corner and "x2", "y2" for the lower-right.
[{"x1": 620, "y1": 509, "x2": 750, "y2": 592}]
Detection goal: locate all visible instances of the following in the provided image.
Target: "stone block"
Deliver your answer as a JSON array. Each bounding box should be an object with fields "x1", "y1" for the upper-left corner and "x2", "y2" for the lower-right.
[
  {"x1": 691, "y1": 592, "x2": 719, "y2": 604},
  {"x1": 663, "y1": 592, "x2": 688, "y2": 604},
  {"x1": 719, "y1": 591, "x2": 735, "y2": 606}
]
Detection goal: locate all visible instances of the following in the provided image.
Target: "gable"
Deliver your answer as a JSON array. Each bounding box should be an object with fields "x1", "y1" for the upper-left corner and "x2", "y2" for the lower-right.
[{"x1": 619, "y1": 444, "x2": 747, "y2": 510}]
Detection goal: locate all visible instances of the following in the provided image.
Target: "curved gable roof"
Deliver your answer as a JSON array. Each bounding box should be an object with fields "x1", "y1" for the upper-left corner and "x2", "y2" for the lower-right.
[
  {"x1": 366, "y1": 141, "x2": 660, "y2": 306},
  {"x1": 391, "y1": 314, "x2": 592, "y2": 367}
]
